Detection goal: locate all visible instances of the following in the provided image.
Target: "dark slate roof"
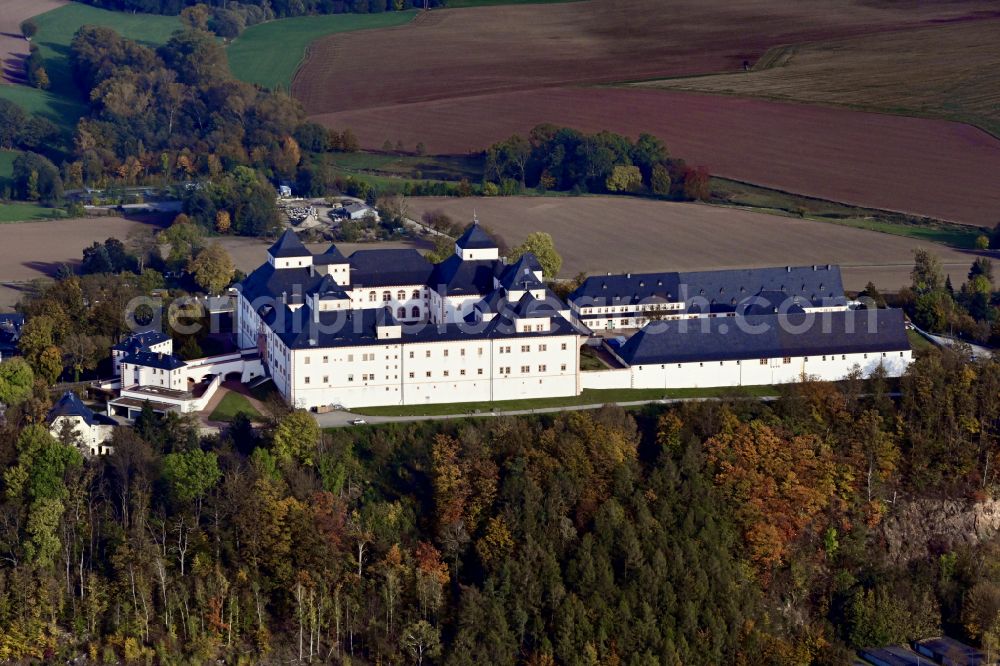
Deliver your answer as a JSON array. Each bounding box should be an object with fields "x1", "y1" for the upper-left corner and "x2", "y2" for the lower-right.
[
  {"x1": 123, "y1": 351, "x2": 188, "y2": 370},
  {"x1": 570, "y1": 271, "x2": 680, "y2": 306},
  {"x1": 113, "y1": 330, "x2": 170, "y2": 354},
  {"x1": 315, "y1": 274, "x2": 349, "y2": 300},
  {"x1": 618, "y1": 308, "x2": 909, "y2": 366},
  {"x1": 570, "y1": 265, "x2": 846, "y2": 311},
  {"x1": 348, "y1": 249, "x2": 434, "y2": 288},
  {"x1": 47, "y1": 391, "x2": 115, "y2": 427},
  {"x1": 914, "y1": 637, "x2": 987, "y2": 665},
  {"x1": 313, "y1": 244, "x2": 348, "y2": 265},
  {"x1": 267, "y1": 229, "x2": 311, "y2": 258},
  {"x1": 238, "y1": 263, "x2": 320, "y2": 304},
  {"x1": 267, "y1": 300, "x2": 582, "y2": 350},
  {"x1": 429, "y1": 255, "x2": 501, "y2": 296},
  {"x1": 456, "y1": 223, "x2": 496, "y2": 250},
  {"x1": 498, "y1": 253, "x2": 545, "y2": 291}
]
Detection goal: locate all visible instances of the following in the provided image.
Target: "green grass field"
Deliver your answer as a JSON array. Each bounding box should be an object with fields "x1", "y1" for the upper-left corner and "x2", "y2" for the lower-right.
[
  {"x1": 0, "y1": 4, "x2": 180, "y2": 136},
  {"x1": 329, "y1": 151, "x2": 483, "y2": 181},
  {"x1": 0, "y1": 202, "x2": 67, "y2": 222},
  {"x1": 227, "y1": 11, "x2": 416, "y2": 90},
  {"x1": 0, "y1": 85, "x2": 87, "y2": 135},
  {"x1": 352, "y1": 384, "x2": 776, "y2": 416},
  {"x1": 443, "y1": 0, "x2": 579, "y2": 7},
  {"x1": 31, "y1": 4, "x2": 181, "y2": 100},
  {"x1": 907, "y1": 329, "x2": 936, "y2": 353},
  {"x1": 208, "y1": 391, "x2": 262, "y2": 422}
]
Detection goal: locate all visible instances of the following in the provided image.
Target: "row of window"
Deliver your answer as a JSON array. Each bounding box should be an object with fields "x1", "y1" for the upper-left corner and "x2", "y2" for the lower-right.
[
  {"x1": 368, "y1": 289, "x2": 426, "y2": 302},
  {"x1": 302, "y1": 363, "x2": 570, "y2": 385},
  {"x1": 653, "y1": 351, "x2": 907, "y2": 370}
]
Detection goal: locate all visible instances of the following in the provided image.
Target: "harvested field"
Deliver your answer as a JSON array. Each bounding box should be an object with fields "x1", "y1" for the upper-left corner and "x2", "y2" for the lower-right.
[
  {"x1": 293, "y1": 0, "x2": 1000, "y2": 114},
  {"x1": 0, "y1": 216, "x2": 429, "y2": 308},
  {"x1": 405, "y1": 196, "x2": 982, "y2": 291},
  {"x1": 0, "y1": 215, "x2": 164, "y2": 307},
  {"x1": 0, "y1": 0, "x2": 66, "y2": 85},
  {"x1": 635, "y1": 20, "x2": 1000, "y2": 138},
  {"x1": 318, "y1": 88, "x2": 1000, "y2": 227}
]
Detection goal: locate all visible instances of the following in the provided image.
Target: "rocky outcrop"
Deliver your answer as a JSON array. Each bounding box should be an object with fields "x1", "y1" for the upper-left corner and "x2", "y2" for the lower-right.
[{"x1": 879, "y1": 498, "x2": 1000, "y2": 565}]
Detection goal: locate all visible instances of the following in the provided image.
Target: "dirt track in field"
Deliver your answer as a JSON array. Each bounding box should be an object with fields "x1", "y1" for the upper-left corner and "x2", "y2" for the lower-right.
[
  {"x1": 293, "y1": 0, "x2": 1000, "y2": 114},
  {"x1": 0, "y1": 0, "x2": 66, "y2": 84},
  {"x1": 405, "y1": 196, "x2": 982, "y2": 291},
  {"x1": 317, "y1": 88, "x2": 1000, "y2": 227}
]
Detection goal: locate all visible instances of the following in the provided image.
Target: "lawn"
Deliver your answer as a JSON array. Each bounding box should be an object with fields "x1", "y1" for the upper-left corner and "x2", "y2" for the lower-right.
[
  {"x1": 352, "y1": 384, "x2": 777, "y2": 416},
  {"x1": 209, "y1": 391, "x2": 262, "y2": 422},
  {"x1": 328, "y1": 151, "x2": 483, "y2": 182},
  {"x1": 227, "y1": 11, "x2": 416, "y2": 90},
  {"x1": 0, "y1": 202, "x2": 67, "y2": 222},
  {"x1": 0, "y1": 85, "x2": 87, "y2": 135},
  {"x1": 31, "y1": 4, "x2": 181, "y2": 101},
  {"x1": 0, "y1": 4, "x2": 180, "y2": 137},
  {"x1": 443, "y1": 0, "x2": 579, "y2": 7},
  {"x1": 907, "y1": 329, "x2": 936, "y2": 353}
]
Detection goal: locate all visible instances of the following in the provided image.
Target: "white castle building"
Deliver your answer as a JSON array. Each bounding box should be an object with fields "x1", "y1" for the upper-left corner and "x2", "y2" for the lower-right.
[
  {"x1": 228, "y1": 226, "x2": 914, "y2": 410},
  {"x1": 236, "y1": 226, "x2": 589, "y2": 409}
]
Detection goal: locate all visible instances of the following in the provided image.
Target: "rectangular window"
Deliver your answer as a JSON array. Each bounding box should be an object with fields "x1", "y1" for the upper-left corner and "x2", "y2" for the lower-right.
[
  {"x1": 322, "y1": 355, "x2": 328, "y2": 363},
  {"x1": 426, "y1": 350, "x2": 431, "y2": 358},
  {"x1": 539, "y1": 344, "x2": 547, "y2": 352},
  {"x1": 348, "y1": 354, "x2": 354, "y2": 362},
  {"x1": 561, "y1": 364, "x2": 566, "y2": 371},
  {"x1": 521, "y1": 345, "x2": 530, "y2": 353},
  {"x1": 304, "y1": 356, "x2": 310, "y2": 365},
  {"x1": 782, "y1": 357, "x2": 791, "y2": 364},
  {"x1": 409, "y1": 372, "x2": 414, "y2": 378},
  {"x1": 444, "y1": 349, "x2": 449, "y2": 357},
  {"x1": 348, "y1": 374, "x2": 354, "y2": 382},
  {"x1": 478, "y1": 347, "x2": 483, "y2": 356},
  {"x1": 443, "y1": 370, "x2": 449, "y2": 377},
  {"x1": 426, "y1": 371, "x2": 432, "y2": 377},
  {"x1": 460, "y1": 349, "x2": 466, "y2": 356},
  {"x1": 409, "y1": 351, "x2": 414, "y2": 359},
  {"x1": 478, "y1": 368, "x2": 483, "y2": 375},
  {"x1": 561, "y1": 343, "x2": 567, "y2": 350},
  {"x1": 521, "y1": 365, "x2": 529, "y2": 373},
  {"x1": 460, "y1": 369, "x2": 466, "y2": 376},
  {"x1": 538, "y1": 364, "x2": 546, "y2": 372},
  {"x1": 760, "y1": 359, "x2": 768, "y2": 365},
  {"x1": 323, "y1": 375, "x2": 329, "y2": 383}
]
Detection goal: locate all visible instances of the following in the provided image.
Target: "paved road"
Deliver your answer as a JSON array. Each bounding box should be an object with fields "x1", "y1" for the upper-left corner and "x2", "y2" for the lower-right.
[
  {"x1": 911, "y1": 324, "x2": 994, "y2": 360},
  {"x1": 314, "y1": 395, "x2": 779, "y2": 428}
]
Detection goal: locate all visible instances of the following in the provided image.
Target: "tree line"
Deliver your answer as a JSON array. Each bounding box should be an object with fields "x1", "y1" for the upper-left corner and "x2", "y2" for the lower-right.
[
  {"x1": 70, "y1": 0, "x2": 446, "y2": 23},
  {"x1": 898, "y1": 249, "x2": 1000, "y2": 345},
  {"x1": 483, "y1": 125, "x2": 711, "y2": 200},
  {"x1": 0, "y1": 346, "x2": 997, "y2": 662}
]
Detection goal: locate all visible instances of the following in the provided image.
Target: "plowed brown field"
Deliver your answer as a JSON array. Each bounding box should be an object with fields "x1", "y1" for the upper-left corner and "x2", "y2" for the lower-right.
[
  {"x1": 293, "y1": 0, "x2": 1000, "y2": 114},
  {"x1": 405, "y1": 196, "x2": 982, "y2": 291},
  {"x1": 316, "y1": 88, "x2": 1000, "y2": 227}
]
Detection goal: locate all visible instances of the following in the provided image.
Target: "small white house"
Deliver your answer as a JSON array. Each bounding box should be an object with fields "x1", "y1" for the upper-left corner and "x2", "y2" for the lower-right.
[
  {"x1": 112, "y1": 331, "x2": 172, "y2": 376},
  {"x1": 47, "y1": 391, "x2": 115, "y2": 456}
]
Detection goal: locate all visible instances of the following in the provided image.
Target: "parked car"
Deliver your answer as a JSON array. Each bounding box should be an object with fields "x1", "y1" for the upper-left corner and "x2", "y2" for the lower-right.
[{"x1": 350, "y1": 418, "x2": 367, "y2": 426}]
